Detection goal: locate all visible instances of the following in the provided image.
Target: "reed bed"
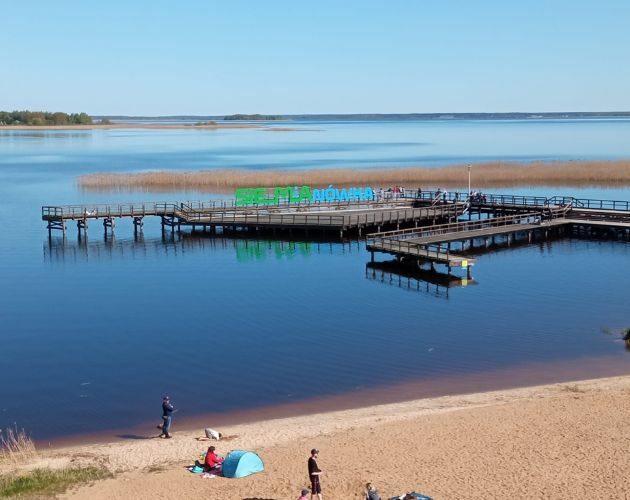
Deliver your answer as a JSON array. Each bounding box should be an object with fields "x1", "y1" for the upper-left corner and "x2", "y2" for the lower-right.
[
  {"x1": 0, "y1": 426, "x2": 36, "y2": 465},
  {"x1": 77, "y1": 160, "x2": 630, "y2": 193}
]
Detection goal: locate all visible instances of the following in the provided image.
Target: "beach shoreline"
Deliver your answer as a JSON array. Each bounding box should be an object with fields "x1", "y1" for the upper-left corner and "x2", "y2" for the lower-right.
[
  {"x1": 7, "y1": 373, "x2": 625, "y2": 499},
  {"x1": 34, "y1": 352, "x2": 630, "y2": 451}
]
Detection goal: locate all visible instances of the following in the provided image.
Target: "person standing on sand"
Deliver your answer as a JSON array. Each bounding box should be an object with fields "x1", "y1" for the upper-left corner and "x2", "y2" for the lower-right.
[
  {"x1": 308, "y1": 448, "x2": 323, "y2": 500},
  {"x1": 159, "y1": 396, "x2": 175, "y2": 438}
]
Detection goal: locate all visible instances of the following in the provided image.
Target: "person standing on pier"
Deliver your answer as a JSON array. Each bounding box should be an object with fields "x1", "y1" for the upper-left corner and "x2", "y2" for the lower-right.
[{"x1": 159, "y1": 396, "x2": 176, "y2": 438}]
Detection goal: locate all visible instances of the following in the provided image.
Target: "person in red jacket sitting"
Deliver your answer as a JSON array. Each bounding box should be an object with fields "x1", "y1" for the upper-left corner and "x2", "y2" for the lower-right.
[{"x1": 204, "y1": 446, "x2": 223, "y2": 471}]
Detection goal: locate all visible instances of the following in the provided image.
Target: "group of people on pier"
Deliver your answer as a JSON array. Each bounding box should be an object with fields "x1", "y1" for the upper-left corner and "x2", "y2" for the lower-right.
[
  {"x1": 375, "y1": 185, "x2": 487, "y2": 205},
  {"x1": 469, "y1": 190, "x2": 487, "y2": 203},
  {"x1": 376, "y1": 186, "x2": 408, "y2": 200}
]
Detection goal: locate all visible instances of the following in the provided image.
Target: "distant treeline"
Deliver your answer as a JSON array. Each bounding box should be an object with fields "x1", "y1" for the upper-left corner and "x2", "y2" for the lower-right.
[
  {"x1": 0, "y1": 110, "x2": 92, "y2": 126},
  {"x1": 223, "y1": 114, "x2": 284, "y2": 121}
]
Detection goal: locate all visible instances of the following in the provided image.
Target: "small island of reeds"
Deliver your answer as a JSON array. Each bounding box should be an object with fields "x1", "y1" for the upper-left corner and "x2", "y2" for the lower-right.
[{"x1": 78, "y1": 159, "x2": 630, "y2": 193}]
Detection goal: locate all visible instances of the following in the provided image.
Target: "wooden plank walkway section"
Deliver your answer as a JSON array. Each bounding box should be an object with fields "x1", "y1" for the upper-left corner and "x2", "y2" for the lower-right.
[
  {"x1": 367, "y1": 239, "x2": 474, "y2": 268},
  {"x1": 183, "y1": 204, "x2": 465, "y2": 231},
  {"x1": 367, "y1": 197, "x2": 630, "y2": 271},
  {"x1": 42, "y1": 199, "x2": 467, "y2": 237}
]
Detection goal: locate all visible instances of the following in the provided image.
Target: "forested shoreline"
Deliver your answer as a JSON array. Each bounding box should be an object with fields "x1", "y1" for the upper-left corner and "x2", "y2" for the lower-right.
[{"x1": 0, "y1": 111, "x2": 93, "y2": 126}]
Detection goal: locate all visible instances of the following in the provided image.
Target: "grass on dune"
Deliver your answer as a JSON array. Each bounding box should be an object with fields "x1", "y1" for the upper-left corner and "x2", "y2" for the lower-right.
[
  {"x1": 0, "y1": 466, "x2": 112, "y2": 498},
  {"x1": 0, "y1": 428, "x2": 36, "y2": 466},
  {"x1": 1, "y1": 427, "x2": 112, "y2": 498}
]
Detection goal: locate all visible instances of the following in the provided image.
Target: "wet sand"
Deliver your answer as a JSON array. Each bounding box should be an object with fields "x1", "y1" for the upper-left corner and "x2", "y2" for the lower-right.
[{"x1": 5, "y1": 375, "x2": 628, "y2": 499}]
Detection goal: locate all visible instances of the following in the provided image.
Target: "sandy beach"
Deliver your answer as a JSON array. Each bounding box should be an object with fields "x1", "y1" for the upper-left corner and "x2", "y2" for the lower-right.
[{"x1": 5, "y1": 375, "x2": 627, "y2": 499}]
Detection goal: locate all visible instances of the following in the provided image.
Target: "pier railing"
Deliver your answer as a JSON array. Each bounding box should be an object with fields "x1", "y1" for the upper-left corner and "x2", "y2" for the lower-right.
[
  {"x1": 42, "y1": 198, "x2": 415, "y2": 220},
  {"x1": 368, "y1": 210, "x2": 564, "y2": 244},
  {"x1": 42, "y1": 202, "x2": 175, "y2": 220},
  {"x1": 408, "y1": 191, "x2": 630, "y2": 212},
  {"x1": 366, "y1": 212, "x2": 553, "y2": 265}
]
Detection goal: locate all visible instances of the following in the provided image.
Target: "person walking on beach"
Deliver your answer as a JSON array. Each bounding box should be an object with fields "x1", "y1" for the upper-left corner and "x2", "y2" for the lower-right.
[
  {"x1": 159, "y1": 396, "x2": 175, "y2": 438},
  {"x1": 308, "y1": 448, "x2": 323, "y2": 500}
]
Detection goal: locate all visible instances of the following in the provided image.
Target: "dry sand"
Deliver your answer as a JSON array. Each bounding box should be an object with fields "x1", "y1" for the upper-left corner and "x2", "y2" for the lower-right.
[{"x1": 5, "y1": 375, "x2": 627, "y2": 499}]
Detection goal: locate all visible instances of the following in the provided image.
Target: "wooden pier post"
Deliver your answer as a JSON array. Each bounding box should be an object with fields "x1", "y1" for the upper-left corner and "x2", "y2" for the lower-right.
[
  {"x1": 133, "y1": 216, "x2": 143, "y2": 238},
  {"x1": 77, "y1": 219, "x2": 88, "y2": 239},
  {"x1": 103, "y1": 217, "x2": 115, "y2": 237}
]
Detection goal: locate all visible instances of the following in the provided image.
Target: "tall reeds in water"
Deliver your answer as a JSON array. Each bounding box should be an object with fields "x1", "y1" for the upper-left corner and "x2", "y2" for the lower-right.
[
  {"x1": 77, "y1": 160, "x2": 630, "y2": 193},
  {"x1": 0, "y1": 425, "x2": 37, "y2": 464},
  {"x1": 78, "y1": 160, "x2": 630, "y2": 192}
]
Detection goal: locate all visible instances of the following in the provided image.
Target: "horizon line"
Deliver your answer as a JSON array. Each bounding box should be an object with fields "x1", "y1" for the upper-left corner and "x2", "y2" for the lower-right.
[{"x1": 91, "y1": 111, "x2": 630, "y2": 119}]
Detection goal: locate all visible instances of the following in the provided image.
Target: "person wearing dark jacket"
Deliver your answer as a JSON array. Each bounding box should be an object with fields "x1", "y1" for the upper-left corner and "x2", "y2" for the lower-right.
[
  {"x1": 159, "y1": 396, "x2": 175, "y2": 438},
  {"x1": 308, "y1": 448, "x2": 323, "y2": 500}
]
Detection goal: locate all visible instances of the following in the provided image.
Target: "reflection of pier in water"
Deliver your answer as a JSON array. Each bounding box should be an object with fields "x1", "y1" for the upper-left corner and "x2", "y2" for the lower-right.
[
  {"x1": 43, "y1": 232, "x2": 362, "y2": 263},
  {"x1": 365, "y1": 260, "x2": 476, "y2": 299}
]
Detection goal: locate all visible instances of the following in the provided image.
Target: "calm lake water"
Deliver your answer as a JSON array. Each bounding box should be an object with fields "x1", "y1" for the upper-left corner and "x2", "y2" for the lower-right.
[{"x1": 0, "y1": 119, "x2": 629, "y2": 442}]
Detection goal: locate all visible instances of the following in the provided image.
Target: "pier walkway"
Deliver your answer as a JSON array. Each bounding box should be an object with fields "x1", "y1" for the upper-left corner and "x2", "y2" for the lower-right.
[
  {"x1": 367, "y1": 196, "x2": 630, "y2": 272},
  {"x1": 42, "y1": 199, "x2": 465, "y2": 237}
]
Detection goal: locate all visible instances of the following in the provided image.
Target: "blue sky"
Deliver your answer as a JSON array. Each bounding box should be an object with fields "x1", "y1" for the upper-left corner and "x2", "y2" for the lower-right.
[{"x1": 1, "y1": 1, "x2": 629, "y2": 115}]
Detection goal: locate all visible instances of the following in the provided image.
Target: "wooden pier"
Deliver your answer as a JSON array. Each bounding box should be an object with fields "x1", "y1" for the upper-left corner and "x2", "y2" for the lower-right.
[
  {"x1": 367, "y1": 194, "x2": 630, "y2": 275},
  {"x1": 42, "y1": 198, "x2": 465, "y2": 238},
  {"x1": 43, "y1": 193, "x2": 630, "y2": 272},
  {"x1": 42, "y1": 191, "x2": 629, "y2": 290}
]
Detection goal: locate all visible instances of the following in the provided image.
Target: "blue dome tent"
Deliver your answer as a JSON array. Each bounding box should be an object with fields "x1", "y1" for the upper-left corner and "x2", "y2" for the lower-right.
[{"x1": 222, "y1": 450, "x2": 264, "y2": 478}]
